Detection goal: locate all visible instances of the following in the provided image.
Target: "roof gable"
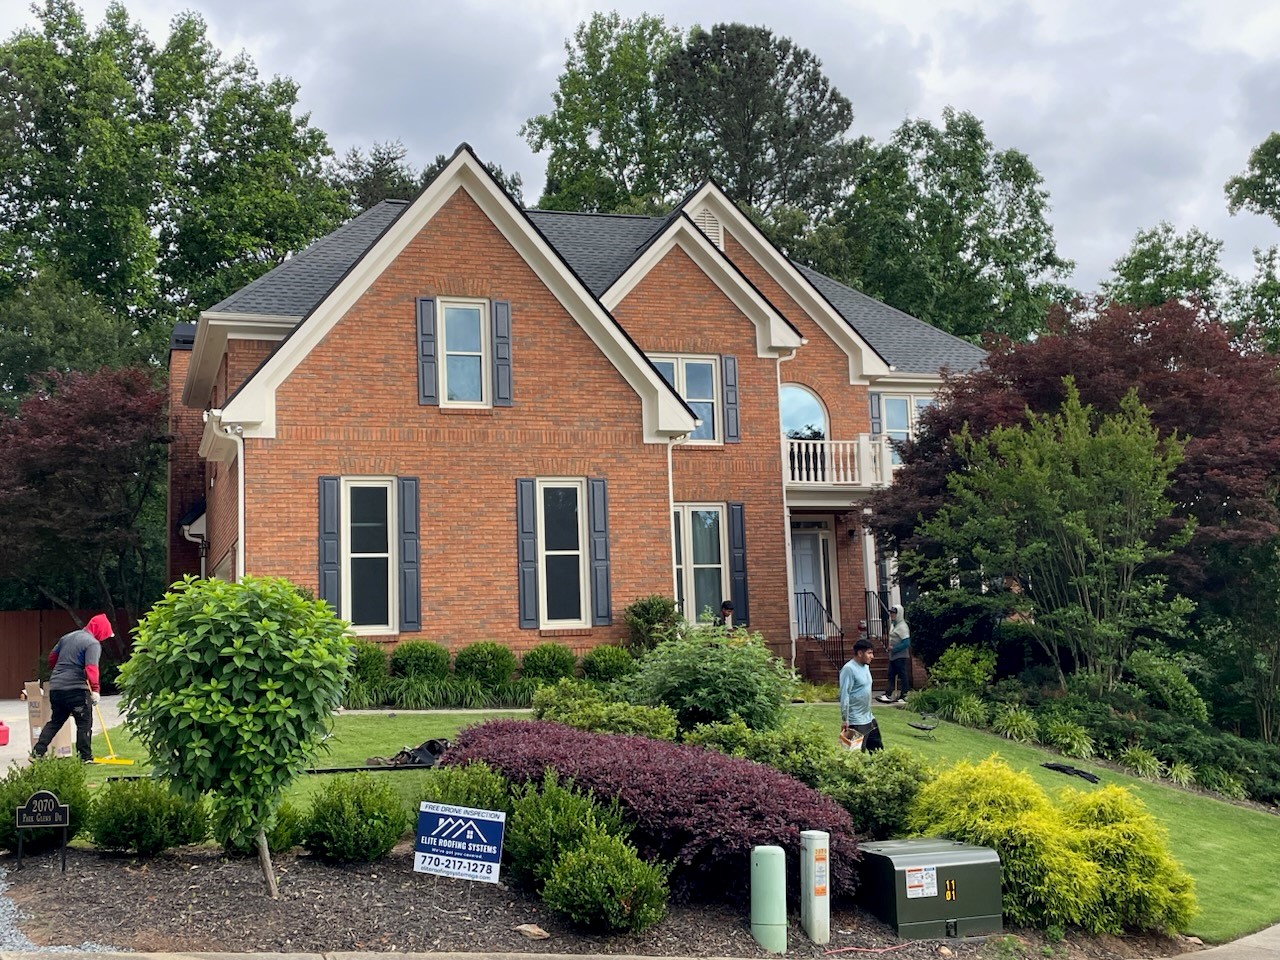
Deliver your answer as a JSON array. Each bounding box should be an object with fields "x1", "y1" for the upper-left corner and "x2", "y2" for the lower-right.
[{"x1": 218, "y1": 146, "x2": 697, "y2": 443}]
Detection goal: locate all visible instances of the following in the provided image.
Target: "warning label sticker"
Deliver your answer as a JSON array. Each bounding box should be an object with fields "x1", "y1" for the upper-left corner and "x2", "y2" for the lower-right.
[
  {"x1": 814, "y1": 847, "x2": 828, "y2": 897},
  {"x1": 904, "y1": 865, "x2": 938, "y2": 899}
]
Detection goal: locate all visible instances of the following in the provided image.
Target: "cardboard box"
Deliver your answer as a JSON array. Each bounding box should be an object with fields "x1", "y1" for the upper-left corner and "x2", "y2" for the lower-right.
[{"x1": 24, "y1": 681, "x2": 76, "y2": 759}]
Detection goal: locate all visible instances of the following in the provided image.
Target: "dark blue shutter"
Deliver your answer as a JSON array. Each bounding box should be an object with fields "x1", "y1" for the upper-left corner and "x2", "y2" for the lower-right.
[
  {"x1": 417, "y1": 298, "x2": 438, "y2": 405},
  {"x1": 869, "y1": 392, "x2": 882, "y2": 436},
  {"x1": 318, "y1": 477, "x2": 341, "y2": 612},
  {"x1": 721, "y1": 355, "x2": 740, "y2": 443},
  {"x1": 587, "y1": 478, "x2": 611, "y2": 625},
  {"x1": 728, "y1": 502, "x2": 749, "y2": 626},
  {"x1": 516, "y1": 479, "x2": 538, "y2": 629},
  {"x1": 492, "y1": 299, "x2": 513, "y2": 407},
  {"x1": 397, "y1": 477, "x2": 421, "y2": 632}
]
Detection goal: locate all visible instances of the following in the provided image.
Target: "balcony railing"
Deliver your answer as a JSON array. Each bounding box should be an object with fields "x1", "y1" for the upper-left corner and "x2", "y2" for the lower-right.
[{"x1": 784, "y1": 434, "x2": 892, "y2": 488}]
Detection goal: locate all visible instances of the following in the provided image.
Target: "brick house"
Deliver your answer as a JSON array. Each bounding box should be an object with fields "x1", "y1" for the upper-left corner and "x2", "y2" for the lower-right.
[{"x1": 167, "y1": 145, "x2": 984, "y2": 679}]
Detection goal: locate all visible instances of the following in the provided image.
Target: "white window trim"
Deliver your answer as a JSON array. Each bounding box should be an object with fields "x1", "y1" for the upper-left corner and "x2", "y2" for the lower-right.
[
  {"x1": 672, "y1": 503, "x2": 730, "y2": 622},
  {"x1": 880, "y1": 394, "x2": 936, "y2": 466},
  {"x1": 650, "y1": 354, "x2": 722, "y2": 445},
  {"x1": 439, "y1": 296, "x2": 491, "y2": 408},
  {"x1": 340, "y1": 477, "x2": 398, "y2": 635},
  {"x1": 536, "y1": 477, "x2": 590, "y2": 629}
]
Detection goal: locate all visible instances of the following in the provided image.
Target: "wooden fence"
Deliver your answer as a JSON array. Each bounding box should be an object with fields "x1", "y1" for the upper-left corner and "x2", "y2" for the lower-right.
[{"x1": 0, "y1": 609, "x2": 132, "y2": 697}]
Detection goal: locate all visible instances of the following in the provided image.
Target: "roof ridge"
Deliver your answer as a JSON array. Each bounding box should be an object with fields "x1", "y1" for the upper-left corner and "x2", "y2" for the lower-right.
[{"x1": 528, "y1": 208, "x2": 667, "y2": 222}]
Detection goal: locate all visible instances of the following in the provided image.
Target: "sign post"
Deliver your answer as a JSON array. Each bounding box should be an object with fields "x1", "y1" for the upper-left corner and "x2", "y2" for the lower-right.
[
  {"x1": 413, "y1": 801, "x2": 505, "y2": 884},
  {"x1": 16, "y1": 790, "x2": 70, "y2": 873}
]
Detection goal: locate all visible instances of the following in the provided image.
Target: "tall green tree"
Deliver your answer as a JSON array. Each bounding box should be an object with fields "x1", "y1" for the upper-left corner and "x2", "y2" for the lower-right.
[
  {"x1": 1225, "y1": 131, "x2": 1280, "y2": 225},
  {"x1": 659, "y1": 22, "x2": 862, "y2": 217},
  {"x1": 906, "y1": 382, "x2": 1192, "y2": 689},
  {"x1": 1100, "y1": 221, "x2": 1234, "y2": 309},
  {"x1": 523, "y1": 12, "x2": 682, "y2": 211},
  {"x1": 806, "y1": 108, "x2": 1072, "y2": 341}
]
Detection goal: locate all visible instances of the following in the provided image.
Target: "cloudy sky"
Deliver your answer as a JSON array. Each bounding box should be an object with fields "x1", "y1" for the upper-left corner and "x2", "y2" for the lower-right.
[{"x1": 3, "y1": 0, "x2": 1277, "y2": 293}]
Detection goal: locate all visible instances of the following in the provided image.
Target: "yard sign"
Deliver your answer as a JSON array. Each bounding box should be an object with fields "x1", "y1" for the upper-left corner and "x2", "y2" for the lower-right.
[{"x1": 413, "y1": 800, "x2": 506, "y2": 883}]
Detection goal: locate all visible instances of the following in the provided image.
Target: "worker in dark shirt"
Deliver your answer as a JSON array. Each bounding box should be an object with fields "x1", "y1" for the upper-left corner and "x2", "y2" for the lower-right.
[{"x1": 33, "y1": 613, "x2": 113, "y2": 762}]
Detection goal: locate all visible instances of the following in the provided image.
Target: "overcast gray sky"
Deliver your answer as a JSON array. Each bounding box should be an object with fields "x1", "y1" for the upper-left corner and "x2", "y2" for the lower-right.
[{"x1": 3, "y1": 0, "x2": 1277, "y2": 294}]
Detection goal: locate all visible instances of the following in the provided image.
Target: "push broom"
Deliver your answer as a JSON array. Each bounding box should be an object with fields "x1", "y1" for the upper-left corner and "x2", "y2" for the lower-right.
[{"x1": 92, "y1": 704, "x2": 133, "y2": 765}]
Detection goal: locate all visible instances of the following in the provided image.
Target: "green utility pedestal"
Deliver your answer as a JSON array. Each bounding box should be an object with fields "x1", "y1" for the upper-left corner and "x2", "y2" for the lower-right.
[{"x1": 858, "y1": 839, "x2": 1002, "y2": 939}]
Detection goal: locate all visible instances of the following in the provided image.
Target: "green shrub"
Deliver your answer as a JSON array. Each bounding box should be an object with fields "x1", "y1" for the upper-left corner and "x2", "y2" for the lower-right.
[
  {"x1": 351, "y1": 639, "x2": 390, "y2": 685},
  {"x1": 0, "y1": 758, "x2": 91, "y2": 852},
  {"x1": 542, "y1": 825, "x2": 670, "y2": 932},
  {"x1": 520, "y1": 643, "x2": 577, "y2": 684},
  {"x1": 303, "y1": 773, "x2": 410, "y2": 863},
  {"x1": 213, "y1": 799, "x2": 306, "y2": 856},
  {"x1": 684, "y1": 716, "x2": 839, "y2": 788},
  {"x1": 1125, "y1": 651, "x2": 1208, "y2": 724},
  {"x1": 1059, "y1": 786, "x2": 1196, "y2": 933},
  {"x1": 628, "y1": 626, "x2": 792, "y2": 732},
  {"x1": 992, "y1": 704, "x2": 1039, "y2": 743},
  {"x1": 1119, "y1": 746, "x2": 1164, "y2": 780},
  {"x1": 791, "y1": 681, "x2": 839, "y2": 703},
  {"x1": 928, "y1": 645, "x2": 997, "y2": 693},
  {"x1": 454, "y1": 642, "x2": 518, "y2": 689},
  {"x1": 1043, "y1": 719, "x2": 1095, "y2": 759},
  {"x1": 532, "y1": 678, "x2": 677, "y2": 740},
  {"x1": 905, "y1": 686, "x2": 967, "y2": 719},
  {"x1": 505, "y1": 769, "x2": 629, "y2": 890},
  {"x1": 420, "y1": 761, "x2": 513, "y2": 815},
  {"x1": 909, "y1": 757, "x2": 1100, "y2": 929},
  {"x1": 622, "y1": 594, "x2": 682, "y2": 655},
  {"x1": 389, "y1": 640, "x2": 450, "y2": 680},
  {"x1": 89, "y1": 779, "x2": 208, "y2": 855},
  {"x1": 952, "y1": 693, "x2": 990, "y2": 728},
  {"x1": 1166, "y1": 760, "x2": 1196, "y2": 787},
  {"x1": 1196, "y1": 766, "x2": 1247, "y2": 800},
  {"x1": 582, "y1": 643, "x2": 637, "y2": 683},
  {"x1": 821, "y1": 747, "x2": 934, "y2": 840}
]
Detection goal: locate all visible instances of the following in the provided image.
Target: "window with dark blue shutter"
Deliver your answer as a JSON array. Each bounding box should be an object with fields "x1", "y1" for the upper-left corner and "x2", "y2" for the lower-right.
[
  {"x1": 318, "y1": 476, "x2": 341, "y2": 611},
  {"x1": 721, "y1": 355, "x2": 740, "y2": 443},
  {"x1": 587, "y1": 478, "x2": 611, "y2": 625},
  {"x1": 728, "y1": 502, "x2": 749, "y2": 626},
  {"x1": 397, "y1": 477, "x2": 421, "y2": 632},
  {"x1": 492, "y1": 299, "x2": 512, "y2": 406},
  {"x1": 869, "y1": 392, "x2": 882, "y2": 436},
  {"x1": 417, "y1": 298, "x2": 438, "y2": 405},
  {"x1": 516, "y1": 478, "x2": 538, "y2": 629}
]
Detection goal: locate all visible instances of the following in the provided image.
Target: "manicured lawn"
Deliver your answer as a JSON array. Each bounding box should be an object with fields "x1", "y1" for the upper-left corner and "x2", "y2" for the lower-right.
[
  {"x1": 90, "y1": 703, "x2": 1279, "y2": 942},
  {"x1": 794, "y1": 702, "x2": 1280, "y2": 943}
]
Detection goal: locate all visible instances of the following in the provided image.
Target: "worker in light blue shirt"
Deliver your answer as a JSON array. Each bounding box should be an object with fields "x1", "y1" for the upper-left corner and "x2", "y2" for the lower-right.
[{"x1": 838, "y1": 638, "x2": 883, "y2": 752}]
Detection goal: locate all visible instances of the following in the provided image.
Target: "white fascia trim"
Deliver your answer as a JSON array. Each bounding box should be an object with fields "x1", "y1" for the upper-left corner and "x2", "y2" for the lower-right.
[
  {"x1": 682, "y1": 185, "x2": 892, "y2": 382},
  {"x1": 601, "y1": 217, "x2": 803, "y2": 359},
  {"x1": 222, "y1": 150, "x2": 697, "y2": 444},
  {"x1": 198, "y1": 409, "x2": 239, "y2": 464},
  {"x1": 181, "y1": 312, "x2": 299, "y2": 409},
  {"x1": 867, "y1": 373, "x2": 946, "y2": 392}
]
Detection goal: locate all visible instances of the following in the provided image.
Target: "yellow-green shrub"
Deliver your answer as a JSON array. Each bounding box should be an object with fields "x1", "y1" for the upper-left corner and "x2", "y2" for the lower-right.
[{"x1": 1058, "y1": 786, "x2": 1195, "y2": 934}]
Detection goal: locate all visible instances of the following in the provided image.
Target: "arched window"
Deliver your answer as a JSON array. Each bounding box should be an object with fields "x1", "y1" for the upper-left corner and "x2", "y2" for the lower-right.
[{"x1": 780, "y1": 384, "x2": 827, "y2": 440}]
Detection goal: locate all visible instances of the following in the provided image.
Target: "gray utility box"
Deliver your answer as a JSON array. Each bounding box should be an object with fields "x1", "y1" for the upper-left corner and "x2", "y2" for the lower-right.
[{"x1": 858, "y1": 839, "x2": 1002, "y2": 940}]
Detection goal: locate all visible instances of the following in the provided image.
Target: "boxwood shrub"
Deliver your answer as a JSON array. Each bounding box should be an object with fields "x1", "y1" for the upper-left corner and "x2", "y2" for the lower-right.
[
  {"x1": 389, "y1": 640, "x2": 451, "y2": 680},
  {"x1": 303, "y1": 773, "x2": 410, "y2": 863},
  {"x1": 453, "y1": 641, "x2": 517, "y2": 689},
  {"x1": 582, "y1": 643, "x2": 637, "y2": 683},
  {"x1": 213, "y1": 797, "x2": 305, "y2": 856},
  {"x1": 543, "y1": 826, "x2": 670, "y2": 932},
  {"x1": 532, "y1": 678, "x2": 677, "y2": 740},
  {"x1": 520, "y1": 643, "x2": 577, "y2": 685},
  {"x1": 0, "y1": 759, "x2": 91, "y2": 852},
  {"x1": 505, "y1": 769, "x2": 629, "y2": 890},
  {"x1": 442, "y1": 719, "x2": 859, "y2": 902},
  {"x1": 90, "y1": 779, "x2": 208, "y2": 855}
]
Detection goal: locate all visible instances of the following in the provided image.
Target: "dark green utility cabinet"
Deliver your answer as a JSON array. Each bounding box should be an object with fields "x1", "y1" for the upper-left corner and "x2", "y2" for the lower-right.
[{"x1": 858, "y1": 839, "x2": 1002, "y2": 939}]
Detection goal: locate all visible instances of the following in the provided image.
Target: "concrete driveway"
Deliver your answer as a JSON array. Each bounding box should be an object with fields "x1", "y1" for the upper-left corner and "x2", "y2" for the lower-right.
[{"x1": 0, "y1": 694, "x2": 125, "y2": 770}]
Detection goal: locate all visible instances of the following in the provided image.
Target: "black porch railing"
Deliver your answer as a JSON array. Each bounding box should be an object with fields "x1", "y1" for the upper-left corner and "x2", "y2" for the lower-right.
[{"x1": 794, "y1": 591, "x2": 844, "y2": 667}]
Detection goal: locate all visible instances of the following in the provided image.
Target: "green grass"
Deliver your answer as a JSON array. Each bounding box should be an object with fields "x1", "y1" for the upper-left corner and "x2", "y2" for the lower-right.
[
  {"x1": 794, "y1": 702, "x2": 1280, "y2": 943},
  {"x1": 88, "y1": 703, "x2": 1280, "y2": 942}
]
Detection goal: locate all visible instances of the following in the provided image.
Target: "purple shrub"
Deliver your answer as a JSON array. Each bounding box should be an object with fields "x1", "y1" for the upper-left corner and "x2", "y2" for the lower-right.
[{"x1": 443, "y1": 719, "x2": 860, "y2": 902}]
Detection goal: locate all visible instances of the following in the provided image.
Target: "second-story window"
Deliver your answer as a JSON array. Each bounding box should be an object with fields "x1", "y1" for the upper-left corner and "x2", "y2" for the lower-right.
[
  {"x1": 651, "y1": 355, "x2": 719, "y2": 442},
  {"x1": 881, "y1": 395, "x2": 935, "y2": 464},
  {"x1": 441, "y1": 299, "x2": 489, "y2": 406}
]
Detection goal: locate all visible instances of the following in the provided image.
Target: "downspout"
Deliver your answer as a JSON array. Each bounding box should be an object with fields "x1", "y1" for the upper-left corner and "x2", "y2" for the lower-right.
[
  {"x1": 221, "y1": 421, "x2": 246, "y2": 582},
  {"x1": 778, "y1": 346, "x2": 801, "y2": 671},
  {"x1": 667, "y1": 433, "x2": 690, "y2": 611}
]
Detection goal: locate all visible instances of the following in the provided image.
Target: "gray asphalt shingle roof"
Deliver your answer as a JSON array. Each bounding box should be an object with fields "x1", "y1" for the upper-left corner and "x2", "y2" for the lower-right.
[{"x1": 203, "y1": 198, "x2": 985, "y2": 376}]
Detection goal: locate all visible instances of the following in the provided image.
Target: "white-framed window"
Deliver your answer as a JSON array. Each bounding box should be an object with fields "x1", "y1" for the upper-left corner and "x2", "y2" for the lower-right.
[
  {"x1": 672, "y1": 504, "x2": 728, "y2": 620},
  {"x1": 881, "y1": 395, "x2": 936, "y2": 465},
  {"x1": 440, "y1": 297, "x2": 490, "y2": 407},
  {"x1": 537, "y1": 478, "x2": 589, "y2": 628},
  {"x1": 651, "y1": 355, "x2": 720, "y2": 442},
  {"x1": 341, "y1": 478, "x2": 396, "y2": 632}
]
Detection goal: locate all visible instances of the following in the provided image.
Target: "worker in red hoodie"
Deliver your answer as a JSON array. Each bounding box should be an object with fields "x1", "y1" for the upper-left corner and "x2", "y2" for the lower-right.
[{"x1": 33, "y1": 613, "x2": 113, "y2": 762}]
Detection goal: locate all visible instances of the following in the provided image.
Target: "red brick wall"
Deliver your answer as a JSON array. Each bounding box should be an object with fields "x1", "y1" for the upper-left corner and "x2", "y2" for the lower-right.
[
  {"x1": 241, "y1": 187, "x2": 672, "y2": 654},
  {"x1": 167, "y1": 348, "x2": 205, "y2": 584},
  {"x1": 611, "y1": 244, "x2": 792, "y2": 655}
]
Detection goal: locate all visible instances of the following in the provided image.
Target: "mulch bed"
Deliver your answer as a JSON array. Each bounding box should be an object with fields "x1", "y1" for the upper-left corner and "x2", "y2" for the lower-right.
[{"x1": 3, "y1": 844, "x2": 1199, "y2": 959}]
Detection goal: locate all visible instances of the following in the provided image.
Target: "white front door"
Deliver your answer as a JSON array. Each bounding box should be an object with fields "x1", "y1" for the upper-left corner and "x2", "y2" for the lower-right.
[{"x1": 792, "y1": 532, "x2": 824, "y2": 635}]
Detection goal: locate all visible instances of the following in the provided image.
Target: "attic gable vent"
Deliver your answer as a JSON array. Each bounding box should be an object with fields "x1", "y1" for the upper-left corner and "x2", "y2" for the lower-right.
[{"x1": 693, "y1": 206, "x2": 723, "y2": 250}]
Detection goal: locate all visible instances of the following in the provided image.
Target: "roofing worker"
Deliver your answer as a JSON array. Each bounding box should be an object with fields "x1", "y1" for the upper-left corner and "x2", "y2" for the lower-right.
[{"x1": 33, "y1": 613, "x2": 113, "y2": 762}]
